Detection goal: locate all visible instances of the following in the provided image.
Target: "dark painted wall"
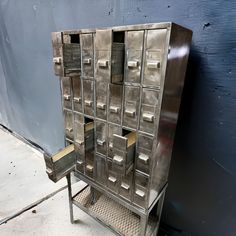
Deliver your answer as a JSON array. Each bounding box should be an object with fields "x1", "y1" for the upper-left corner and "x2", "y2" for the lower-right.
[{"x1": 0, "y1": 1, "x2": 235, "y2": 235}]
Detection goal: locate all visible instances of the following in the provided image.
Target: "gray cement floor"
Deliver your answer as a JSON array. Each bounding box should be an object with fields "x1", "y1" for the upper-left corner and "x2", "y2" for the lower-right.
[{"x1": 0, "y1": 128, "x2": 113, "y2": 235}]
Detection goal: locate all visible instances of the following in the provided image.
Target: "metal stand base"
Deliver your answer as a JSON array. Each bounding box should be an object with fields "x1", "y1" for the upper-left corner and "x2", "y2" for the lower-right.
[{"x1": 66, "y1": 173, "x2": 166, "y2": 236}]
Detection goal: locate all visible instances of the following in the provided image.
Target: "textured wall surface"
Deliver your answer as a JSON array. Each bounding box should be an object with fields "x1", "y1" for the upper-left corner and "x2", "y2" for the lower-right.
[{"x1": 0, "y1": 1, "x2": 235, "y2": 235}]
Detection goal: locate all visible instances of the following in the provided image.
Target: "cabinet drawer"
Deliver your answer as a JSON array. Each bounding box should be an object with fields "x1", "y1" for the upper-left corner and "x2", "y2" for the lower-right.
[
  {"x1": 83, "y1": 79, "x2": 94, "y2": 116},
  {"x1": 64, "y1": 109, "x2": 73, "y2": 140},
  {"x1": 96, "y1": 82, "x2": 108, "y2": 120},
  {"x1": 61, "y1": 77, "x2": 72, "y2": 110},
  {"x1": 72, "y1": 77, "x2": 82, "y2": 112},
  {"x1": 139, "y1": 88, "x2": 160, "y2": 134},
  {"x1": 123, "y1": 86, "x2": 140, "y2": 129},
  {"x1": 95, "y1": 154, "x2": 107, "y2": 186},
  {"x1": 108, "y1": 84, "x2": 123, "y2": 124},
  {"x1": 95, "y1": 121, "x2": 107, "y2": 156}
]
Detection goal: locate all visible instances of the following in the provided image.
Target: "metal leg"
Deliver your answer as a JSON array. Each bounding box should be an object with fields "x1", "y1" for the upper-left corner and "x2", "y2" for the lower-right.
[
  {"x1": 140, "y1": 215, "x2": 148, "y2": 236},
  {"x1": 156, "y1": 188, "x2": 166, "y2": 232},
  {"x1": 66, "y1": 173, "x2": 74, "y2": 224}
]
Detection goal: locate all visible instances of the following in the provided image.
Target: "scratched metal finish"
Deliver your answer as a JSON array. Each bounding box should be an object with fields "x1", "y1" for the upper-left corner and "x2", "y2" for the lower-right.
[{"x1": 0, "y1": 1, "x2": 235, "y2": 235}]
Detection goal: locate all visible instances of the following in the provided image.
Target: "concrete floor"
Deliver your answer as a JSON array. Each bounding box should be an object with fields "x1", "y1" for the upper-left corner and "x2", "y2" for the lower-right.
[{"x1": 0, "y1": 128, "x2": 113, "y2": 235}]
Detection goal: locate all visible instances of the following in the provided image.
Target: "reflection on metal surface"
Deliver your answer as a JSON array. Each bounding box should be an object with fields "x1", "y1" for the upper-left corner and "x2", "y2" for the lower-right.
[{"x1": 47, "y1": 22, "x2": 192, "y2": 236}]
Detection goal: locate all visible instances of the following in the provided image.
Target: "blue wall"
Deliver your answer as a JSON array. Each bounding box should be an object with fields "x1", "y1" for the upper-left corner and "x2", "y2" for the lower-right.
[{"x1": 0, "y1": 1, "x2": 235, "y2": 235}]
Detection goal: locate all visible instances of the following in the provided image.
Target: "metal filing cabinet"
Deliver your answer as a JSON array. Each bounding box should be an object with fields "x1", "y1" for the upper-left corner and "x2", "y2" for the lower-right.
[{"x1": 44, "y1": 23, "x2": 192, "y2": 236}]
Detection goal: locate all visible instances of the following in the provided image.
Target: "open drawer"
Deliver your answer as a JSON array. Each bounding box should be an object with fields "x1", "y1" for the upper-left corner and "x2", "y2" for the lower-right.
[{"x1": 44, "y1": 144, "x2": 76, "y2": 182}]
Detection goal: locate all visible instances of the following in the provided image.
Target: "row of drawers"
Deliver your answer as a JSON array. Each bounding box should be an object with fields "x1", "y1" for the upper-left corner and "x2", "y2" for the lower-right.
[
  {"x1": 53, "y1": 29, "x2": 167, "y2": 88},
  {"x1": 75, "y1": 152, "x2": 151, "y2": 209},
  {"x1": 65, "y1": 117, "x2": 154, "y2": 177},
  {"x1": 62, "y1": 77, "x2": 160, "y2": 134}
]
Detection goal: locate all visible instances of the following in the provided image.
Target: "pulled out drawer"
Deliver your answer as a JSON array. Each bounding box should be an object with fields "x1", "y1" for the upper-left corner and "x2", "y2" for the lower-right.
[{"x1": 44, "y1": 144, "x2": 76, "y2": 182}]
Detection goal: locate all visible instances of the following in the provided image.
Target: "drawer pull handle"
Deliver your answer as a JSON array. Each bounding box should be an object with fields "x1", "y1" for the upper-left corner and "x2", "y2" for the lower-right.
[
  {"x1": 97, "y1": 139, "x2": 105, "y2": 146},
  {"x1": 125, "y1": 109, "x2": 135, "y2": 117},
  {"x1": 83, "y1": 58, "x2": 91, "y2": 64},
  {"x1": 66, "y1": 128, "x2": 73, "y2": 133},
  {"x1": 135, "y1": 189, "x2": 145, "y2": 198},
  {"x1": 138, "y1": 153, "x2": 149, "y2": 163},
  {"x1": 74, "y1": 97, "x2": 81, "y2": 103},
  {"x1": 98, "y1": 60, "x2": 109, "y2": 68},
  {"x1": 142, "y1": 113, "x2": 154, "y2": 122},
  {"x1": 85, "y1": 100, "x2": 93, "y2": 107},
  {"x1": 127, "y1": 60, "x2": 139, "y2": 68},
  {"x1": 108, "y1": 176, "x2": 117, "y2": 183},
  {"x1": 121, "y1": 182, "x2": 130, "y2": 190},
  {"x1": 77, "y1": 160, "x2": 83, "y2": 165},
  {"x1": 63, "y1": 94, "x2": 71, "y2": 100},
  {"x1": 109, "y1": 142, "x2": 113, "y2": 148},
  {"x1": 75, "y1": 139, "x2": 84, "y2": 145},
  {"x1": 97, "y1": 102, "x2": 106, "y2": 110},
  {"x1": 147, "y1": 60, "x2": 160, "y2": 69},
  {"x1": 113, "y1": 155, "x2": 123, "y2": 164},
  {"x1": 109, "y1": 106, "x2": 120, "y2": 114},
  {"x1": 86, "y1": 164, "x2": 93, "y2": 172},
  {"x1": 53, "y1": 57, "x2": 62, "y2": 64}
]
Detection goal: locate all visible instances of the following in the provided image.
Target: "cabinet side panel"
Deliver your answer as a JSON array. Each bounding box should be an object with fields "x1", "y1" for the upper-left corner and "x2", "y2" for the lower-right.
[{"x1": 149, "y1": 24, "x2": 192, "y2": 206}]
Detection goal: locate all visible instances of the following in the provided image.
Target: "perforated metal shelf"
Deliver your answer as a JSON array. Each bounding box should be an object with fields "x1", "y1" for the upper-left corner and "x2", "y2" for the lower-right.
[{"x1": 73, "y1": 186, "x2": 157, "y2": 236}]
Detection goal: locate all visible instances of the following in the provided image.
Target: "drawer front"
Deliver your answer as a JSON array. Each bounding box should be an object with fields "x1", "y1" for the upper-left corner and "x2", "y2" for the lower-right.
[
  {"x1": 95, "y1": 29, "x2": 112, "y2": 83},
  {"x1": 143, "y1": 29, "x2": 167, "y2": 87},
  {"x1": 61, "y1": 77, "x2": 72, "y2": 109},
  {"x1": 85, "y1": 152, "x2": 94, "y2": 179},
  {"x1": 73, "y1": 113, "x2": 84, "y2": 145},
  {"x1": 72, "y1": 77, "x2": 82, "y2": 112},
  {"x1": 83, "y1": 79, "x2": 94, "y2": 116},
  {"x1": 95, "y1": 154, "x2": 107, "y2": 186},
  {"x1": 63, "y1": 43, "x2": 81, "y2": 77},
  {"x1": 75, "y1": 144, "x2": 85, "y2": 174},
  {"x1": 107, "y1": 160, "x2": 119, "y2": 193},
  {"x1": 108, "y1": 84, "x2": 123, "y2": 124},
  {"x1": 119, "y1": 171, "x2": 133, "y2": 201},
  {"x1": 136, "y1": 134, "x2": 153, "y2": 175},
  {"x1": 64, "y1": 109, "x2": 73, "y2": 140},
  {"x1": 95, "y1": 50, "x2": 111, "y2": 82},
  {"x1": 96, "y1": 82, "x2": 108, "y2": 120},
  {"x1": 123, "y1": 86, "x2": 140, "y2": 129},
  {"x1": 52, "y1": 32, "x2": 63, "y2": 76},
  {"x1": 139, "y1": 88, "x2": 159, "y2": 134},
  {"x1": 81, "y1": 34, "x2": 94, "y2": 78},
  {"x1": 95, "y1": 121, "x2": 107, "y2": 156},
  {"x1": 108, "y1": 124, "x2": 122, "y2": 158},
  {"x1": 125, "y1": 31, "x2": 144, "y2": 84},
  {"x1": 133, "y1": 172, "x2": 149, "y2": 208}
]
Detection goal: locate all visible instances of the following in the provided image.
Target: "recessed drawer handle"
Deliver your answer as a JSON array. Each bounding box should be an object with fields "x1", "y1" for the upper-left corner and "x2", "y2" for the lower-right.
[
  {"x1": 147, "y1": 61, "x2": 160, "y2": 69},
  {"x1": 121, "y1": 182, "x2": 130, "y2": 190},
  {"x1": 109, "y1": 106, "x2": 120, "y2": 114},
  {"x1": 98, "y1": 60, "x2": 109, "y2": 68},
  {"x1": 85, "y1": 100, "x2": 93, "y2": 107},
  {"x1": 127, "y1": 60, "x2": 139, "y2": 68},
  {"x1": 97, "y1": 102, "x2": 106, "y2": 110},
  {"x1": 142, "y1": 113, "x2": 154, "y2": 122},
  {"x1": 63, "y1": 94, "x2": 71, "y2": 100},
  {"x1": 66, "y1": 128, "x2": 73, "y2": 133},
  {"x1": 138, "y1": 153, "x2": 149, "y2": 163},
  {"x1": 108, "y1": 176, "x2": 117, "y2": 183},
  {"x1": 135, "y1": 189, "x2": 145, "y2": 198},
  {"x1": 53, "y1": 57, "x2": 62, "y2": 64},
  {"x1": 113, "y1": 155, "x2": 123, "y2": 165},
  {"x1": 74, "y1": 97, "x2": 81, "y2": 103},
  {"x1": 86, "y1": 164, "x2": 93, "y2": 172},
  {"x1": 77, "y1": 160, "x2": 83, "y2": 165},
  {"x1": 83, "y1": 58, "x2": 91, "y2": 64},
  {"x1": 97, "y1": 139, "x2": 105, "y2": 146},
  {"x1": 125, "y1": 109, "x2": 135, "y2": 117}
]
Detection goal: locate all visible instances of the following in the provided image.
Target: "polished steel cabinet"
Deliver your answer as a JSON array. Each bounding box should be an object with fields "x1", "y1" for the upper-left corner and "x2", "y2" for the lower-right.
[{"x1": 47, "y1": 22, "x2": 192, "y2": 236}]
